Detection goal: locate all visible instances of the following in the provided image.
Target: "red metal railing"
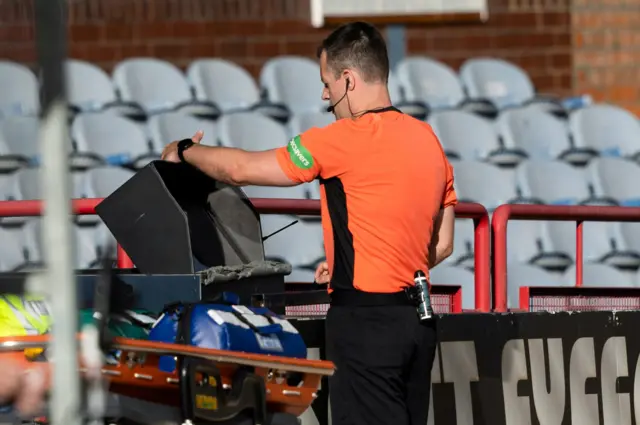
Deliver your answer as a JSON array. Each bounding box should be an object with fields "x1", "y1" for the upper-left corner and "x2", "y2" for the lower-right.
[
  {"x1": 0, "y1": 198, "x2": 491, "y2": 312},
  {"x1": 492, "y1": 204, "x2": 640, "y2": 312}
]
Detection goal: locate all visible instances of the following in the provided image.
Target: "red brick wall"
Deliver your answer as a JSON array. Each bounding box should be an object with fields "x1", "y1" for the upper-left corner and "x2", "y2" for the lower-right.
[
  {"x1": 1, "y1": 0, "x2": 638, "y2": 114},
  {"x1": 406, "y1": 0, "x2": 572, "y2": 97},
  {"x1": 572, "y1": 0, "x2": 640, "y2": 116}
]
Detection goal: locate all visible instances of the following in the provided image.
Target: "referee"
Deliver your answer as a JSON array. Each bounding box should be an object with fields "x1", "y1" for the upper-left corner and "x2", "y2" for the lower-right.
[{"x1": 162, "y1": 21, "x2": 457, "y2": 425}]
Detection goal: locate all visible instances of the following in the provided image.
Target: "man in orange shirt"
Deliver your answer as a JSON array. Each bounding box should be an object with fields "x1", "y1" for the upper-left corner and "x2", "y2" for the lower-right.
[{"x1": 162, "y1": 21, "x2": 457, "y2": 425}]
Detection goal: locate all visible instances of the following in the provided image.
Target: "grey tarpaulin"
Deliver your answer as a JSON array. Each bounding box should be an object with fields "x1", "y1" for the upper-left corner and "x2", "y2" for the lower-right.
[{"x1": 200, "y1": 261, "x2": 292, "y2": 285}]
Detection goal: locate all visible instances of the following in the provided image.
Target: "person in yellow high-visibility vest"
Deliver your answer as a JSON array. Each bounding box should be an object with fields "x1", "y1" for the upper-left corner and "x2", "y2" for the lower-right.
[
  {"x1": 0, "y1": 295, "x2": 51, "y2": 338},
  {"x1": 0, "y1": 295, "x2": 51, "y2": 416}
]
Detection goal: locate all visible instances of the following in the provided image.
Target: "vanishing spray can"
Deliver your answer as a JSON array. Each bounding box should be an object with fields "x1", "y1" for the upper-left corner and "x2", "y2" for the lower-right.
[{"x1": 414, "y1": 270, "x2": 434, "y2": 321}]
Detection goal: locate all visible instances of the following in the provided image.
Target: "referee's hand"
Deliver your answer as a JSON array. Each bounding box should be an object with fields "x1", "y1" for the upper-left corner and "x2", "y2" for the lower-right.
[
  {"x1": 314, "y1": 261, "x2": 331, "y2": 284},
  {"x1": 161, "y1": 130, "x2": 204, "y2": 163}
]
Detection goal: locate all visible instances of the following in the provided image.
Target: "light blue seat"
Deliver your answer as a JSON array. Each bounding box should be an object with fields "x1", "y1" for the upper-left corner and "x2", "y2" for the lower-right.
[
  {"x1": 260, "y1": 56, "x2": 326, "y2": 115},
  {"x1": 564, "y1": 263, "x2": 636, "y2": 287},
  {"x1": 497, "y1": 106, "x2": 596, "y2": 165},
  {"x1": 507, "y1": 263, "x2": 566, "y2": 309},
  {"x1": 586, "y1": 157, "x2": 640, "y2": 207},
  {"x1": 450, "y1": 160, "x2": 520, "y2": 211},
  {"x1": 71, "y1": 112, "x2": 159, "y2": 169},
  {"x1": 187, "y1": 58, "x2": 289, "y2": 123},
  {"x1": 569, "y1": 103, "x2": 640, "y2": 160},
  {"x1": 396, "y1": 56, "x2": 466, "y2": 110},
  {"x1": 0, "y1": 61, "x2": 39, "y2": 117},
  {"x1": 460, "y1": 57, "x2": 566, "y2": 116},
  {"x1": 430, "y1": 110, "x2": 525, "y2": 166},
  {"x1": 429, "y1": 265, "x2": 475, "y2": 310},
  {"x1": 113, "y1": 57, "x2": 219, "y2": 119}
]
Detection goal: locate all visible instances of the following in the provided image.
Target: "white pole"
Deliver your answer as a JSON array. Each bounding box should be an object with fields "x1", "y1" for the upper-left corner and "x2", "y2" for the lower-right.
[
  {"x1": 40, "y1": 100, "x2": 81, "y2": 425},
  {"x1": 34, "y1": 0, "x2": 82, "y2": 424}
]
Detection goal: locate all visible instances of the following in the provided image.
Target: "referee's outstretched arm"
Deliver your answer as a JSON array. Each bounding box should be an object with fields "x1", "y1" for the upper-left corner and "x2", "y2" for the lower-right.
[
  {"x1": 428, "y1": 205, "x2": 455, "y2": 268},
  {"x1": 160, "y1": 130, "x2": 299, "y2": 188}
]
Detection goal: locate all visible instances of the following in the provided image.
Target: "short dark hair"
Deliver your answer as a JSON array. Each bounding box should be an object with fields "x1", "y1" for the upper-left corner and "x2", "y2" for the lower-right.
[{"x1": 317, "y1": 21, "x2": 389, "y2": 84}]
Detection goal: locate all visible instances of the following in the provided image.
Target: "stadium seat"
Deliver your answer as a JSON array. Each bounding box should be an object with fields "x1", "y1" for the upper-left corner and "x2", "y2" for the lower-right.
[
  {"x1": 386, "y1": 71, "x2": 429, "y2": 120},
  {"x1": 515, "y1": 160, "x2": 615, "y2": 206},
  {"x1": 442, "y1": 219, "x2": 475, "y2": 269},
  {"x1": 285, "y1": 268, "x2": 316, "y2": 283},
  {"x1": 0, "y1": 217, "x2": 108, "y2": 271},
  {"x1": 65, "y1": 59, "x2": 117, "y2": 111},
  {"x1": 12, "y1": 167, "x2": 90, "y2": 200},
  {"x1": 95, "y1": 221, "x2": 118, "y2": 261},
  {"x1": 0, "y1": 227, "x2": 26, "y2": 272},
  {"x1": 0, "y1": 115, "x2": 87, "y2": 170},
  {"x1": 0, "y1": 172, "x2": 27, "y2": 226},
  {"x1": 634, "y1": 268, "x2": 640, "y2": 287},
  {"x1": 507, "y1": 263, "x2": 565, "y2": 308},
  {"x1": 85, "y1": 166, "x2": 135, "y2": 198},
  {"x1": 516, "y1": 161, "x2": 639, "y2": 267},
  {"x1": 260, "y1": 214, "x2": 325, "y2": 269},
  {"x1": 187, "y1": 59, "x2": 260, "y2": 112},
  {"x1": 147, "y1": 112, "x2": 218, "y2": 151},
  {"x1": 0, "y1": 115, "x2": 40, "y2": 170},
  {"x1": 71, "y1": 112, "x2": 159, "y2": 169},
  {"x1": 429, "y1": 110, "x2": 525, "y2": 166},
  {"x1": 450, "y1": 161, "x2": 523, "y2": 210},
  {"x1": 74, "y1": 224, "x2": 105, "y2": 269},
  {"x1": 506, "y1": 220, "x2": 572, "y2": 271},
  {"x1": 0, "y1": 218, "x2": 43, "y2": 272},
  {"x1": 395, "y1": 56, "x2": 466, "y2": 110},
  {"x1": 429, "y1": 265, "x2": 475, "y2": 310},
  {"x1": 259, "y1": 56, "x2": 326, "y2": 116},
  {"x1": 242, "y1": 184, "x2": 310, "y2": 200},
  {"x1": 243, "y1": 184, "x2": 321, "y2": 223},
  {"x1": 288, "y1": 112, "x2": 335, "y2": 138},
  {"x1": 620, "y1": 223, "x2": 640, "y2": 259},
  {"x1": 546, "y1": 220, "x2": 640, "y2": 269},
  {"x1": 459, "y1": 57, "x2": 566, "y2": 117},
  {"x1": 569, "y1": 104, "x2": 640, "y2": 160},
  {"x1": 13, "y1": 167, "x2": 100, "y2": 225},
  {"x1": 0, "y1": 61, "x2": 40, "y2": 117},
  {"x1": 112, "y1": 58, "x2": 220, "y2": 119},
  {"x1": 497, "y1": 106, "x2": 597, "y2": 165},
  {"x1": 186, "y1": 59, "x2": 288, "y2": 123},
  {"x1": 216, "y1": 112, "x2": 289, "y2": 150},
  {"x1": 63, "y1": 59, "x2": 147, "y2": 121},
  {"x1": 563, "y1": 263, "x2": 636, "y2": 287},
  {"x1": 586, "y1": 157, "x2": 640, "y2": 206}
]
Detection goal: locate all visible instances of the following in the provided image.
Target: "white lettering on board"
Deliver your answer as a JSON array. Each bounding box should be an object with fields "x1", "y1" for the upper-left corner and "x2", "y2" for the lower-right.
[
  {"x1": 569, "y1": 337, "x2": 599, "y2": 425},
  {"x1": 528, "y1": 338, "x2": 565, "y2": 425},
  {"x1": 440, "y1": 341, "x2": 479, "y2": 425},
  {"x1": 427, "y1": 347, "x2": 441, "y2": 425},
  {"x1": 502, "y1": 338, "x2": 530, "y2": 425},
  {"x1": 600, "y1": 336, "x2": 631, "y2": 425}
]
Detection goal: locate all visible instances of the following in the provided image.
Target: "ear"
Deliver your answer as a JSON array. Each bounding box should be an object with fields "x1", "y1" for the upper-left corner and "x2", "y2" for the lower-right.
[{"x1": 343, "y1": 70, "x2": 356, "y2": 91}]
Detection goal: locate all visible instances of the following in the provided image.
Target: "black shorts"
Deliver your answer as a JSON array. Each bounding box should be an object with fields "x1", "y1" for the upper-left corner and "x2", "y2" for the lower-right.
[{"x1": 325, "y1": 304, "x2": 437, "y2": 425}]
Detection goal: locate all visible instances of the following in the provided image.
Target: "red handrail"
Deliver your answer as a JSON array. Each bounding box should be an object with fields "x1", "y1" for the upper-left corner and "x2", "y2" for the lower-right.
[
  {"x1": 0, "y1": 198, "x2": 492, "y2": 312},
  {"x1": 492, "y1": 204, "x2": 640, "y2": 312},
  {"x1": 252, "y1": 199, "x2": 492, "y2": 312}
]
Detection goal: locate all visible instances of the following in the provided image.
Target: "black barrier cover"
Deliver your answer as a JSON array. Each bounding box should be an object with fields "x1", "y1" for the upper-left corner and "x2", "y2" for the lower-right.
[
  {"x1": 294, "y1": 311, "x2": 640, "y2": 425},
  {"x1": 423, "y1": 311, "x2": 640, "y2": 425}
]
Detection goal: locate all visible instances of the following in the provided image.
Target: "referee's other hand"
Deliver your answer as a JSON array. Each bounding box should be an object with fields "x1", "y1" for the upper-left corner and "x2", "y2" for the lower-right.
[{"x1": 314, "y1": 261, "x2": 331, "y2": 284}]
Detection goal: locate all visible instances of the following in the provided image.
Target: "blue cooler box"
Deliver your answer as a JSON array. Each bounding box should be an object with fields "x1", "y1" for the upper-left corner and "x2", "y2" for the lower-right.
[{"x1": 148, "y1": 298, "x2": 307, "y2": 373}]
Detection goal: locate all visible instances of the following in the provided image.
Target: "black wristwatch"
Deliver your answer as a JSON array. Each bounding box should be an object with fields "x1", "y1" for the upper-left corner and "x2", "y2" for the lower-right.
[{"x1": 177, "y1": 138, "x2": 195, "y2": 162}]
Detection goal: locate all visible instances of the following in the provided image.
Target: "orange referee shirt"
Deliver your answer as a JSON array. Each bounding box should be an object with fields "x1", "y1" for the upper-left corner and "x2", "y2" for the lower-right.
[{"x1": 275, "y1": 107, "x2": 458, "y2": 293}]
